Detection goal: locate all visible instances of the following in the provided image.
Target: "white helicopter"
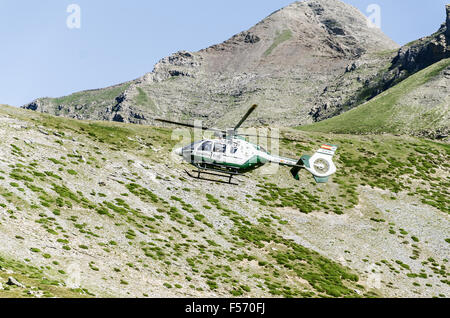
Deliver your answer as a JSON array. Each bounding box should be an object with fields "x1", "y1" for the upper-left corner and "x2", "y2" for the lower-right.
[{"x1": 156, "y1": 105, "x2": 337, "y2": 185}]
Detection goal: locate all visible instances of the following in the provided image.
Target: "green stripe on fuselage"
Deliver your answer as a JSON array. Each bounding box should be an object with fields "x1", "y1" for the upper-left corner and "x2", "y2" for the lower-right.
[{"x1": 191, "y1": 155, "x2": 267, "y2": 173}]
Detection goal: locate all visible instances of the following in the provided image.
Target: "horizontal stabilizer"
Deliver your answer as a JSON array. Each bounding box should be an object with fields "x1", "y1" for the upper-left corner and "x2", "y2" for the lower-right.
[
  {"x1": 314, "y1": 176, "x2": 329, "y2": 183},
  {"x1": 317, "y1": 144, "x2": 338, "y2": 157}
]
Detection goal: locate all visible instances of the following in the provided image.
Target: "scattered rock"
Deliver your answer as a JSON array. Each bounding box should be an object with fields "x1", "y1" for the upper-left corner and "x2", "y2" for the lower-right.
[{"x1": 6, "y1": 277, "x2": 25, "y2": 288}]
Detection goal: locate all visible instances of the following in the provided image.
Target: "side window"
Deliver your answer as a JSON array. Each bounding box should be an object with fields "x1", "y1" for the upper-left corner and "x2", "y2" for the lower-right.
[
  {"x1": 230, "y1": 142, "x2": 239, "y2": 154},
  {"x1": 201, "y1": 141, "x2": 213, "y2": 152},
  {"x1": 214, "y1": 143, "x2": 226, "y2": 153}
]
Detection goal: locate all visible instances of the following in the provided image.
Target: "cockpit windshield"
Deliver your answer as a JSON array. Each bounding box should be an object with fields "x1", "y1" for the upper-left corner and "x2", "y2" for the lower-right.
[
  {"x1": 183, "y1": 141, "x2": 202, "y2": 152},
  {"x1": 201, "y1": 141, "x2": 213, "y2": 152}
]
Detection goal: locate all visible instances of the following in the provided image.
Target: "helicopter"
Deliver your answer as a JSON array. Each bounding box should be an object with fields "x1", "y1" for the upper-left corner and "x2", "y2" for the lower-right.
[{"x1": 156, "y1": 105, "x2": 338, "y2": 185}]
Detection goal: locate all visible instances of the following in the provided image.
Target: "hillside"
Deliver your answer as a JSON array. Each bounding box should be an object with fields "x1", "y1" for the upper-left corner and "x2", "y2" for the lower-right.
[
  {"x1": 0, "y1": 104, "x2": 448, "y2": 298},
  {"x1": 22, "y1": 0, "x2": 398, "y2": 128},
  {"x1": 301, "y1": 58, "x2": 450, "y2": 138},
  {"x1": 309, "y1": 4, "x2": 450, "y2": 123}
]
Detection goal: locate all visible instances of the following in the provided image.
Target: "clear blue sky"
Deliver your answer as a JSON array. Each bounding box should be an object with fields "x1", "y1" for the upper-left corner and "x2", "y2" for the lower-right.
[{"x1": 0, "y1": 0, "x2": 448, "y2": 106}]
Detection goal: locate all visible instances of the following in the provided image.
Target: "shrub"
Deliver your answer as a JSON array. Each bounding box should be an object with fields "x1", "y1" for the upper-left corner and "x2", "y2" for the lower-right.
[{"x1": 67, "y1": 169, "x2": 78, "y2": 176}]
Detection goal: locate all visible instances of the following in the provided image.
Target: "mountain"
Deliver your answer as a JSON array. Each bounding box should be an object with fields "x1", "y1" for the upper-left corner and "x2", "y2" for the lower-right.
[
  {"x1": 302, "y1": 58, "x2": 450, "y2": 138},
  {"x1": 304, "y1": 4, "x2": 450, "y2": 138},
  {"x1": 0, "y1": 104, "x2": 449, "y2": 298},
  {"x1": 5, "y1": 1, "x2": 450, "y2": 299},
  {"x1": 23, "y1": 0, "x2": 398, "y2": 128},
  {"x1": 308, "y1": 4, "x2": 450, "y2": 126}
]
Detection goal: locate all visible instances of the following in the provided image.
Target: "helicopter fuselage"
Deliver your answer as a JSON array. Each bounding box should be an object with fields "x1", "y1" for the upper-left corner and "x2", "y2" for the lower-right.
[{"x1": 176, "y1": 136, "x2": 310, "y2": 173}]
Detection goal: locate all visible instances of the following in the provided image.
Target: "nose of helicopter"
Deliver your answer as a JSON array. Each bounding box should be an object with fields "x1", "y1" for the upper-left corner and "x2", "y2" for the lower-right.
[{"x1": 174, "y1": 147, "x2": 183, "y2": 156}]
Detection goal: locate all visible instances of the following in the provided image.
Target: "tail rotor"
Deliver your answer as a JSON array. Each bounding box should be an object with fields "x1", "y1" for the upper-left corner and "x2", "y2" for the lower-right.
[{"x1": 291, "y1": 144, "x2": 338, "y2": 183}]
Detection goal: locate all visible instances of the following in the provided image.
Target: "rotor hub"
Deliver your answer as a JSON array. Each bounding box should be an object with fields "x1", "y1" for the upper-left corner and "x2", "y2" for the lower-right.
[{"x1": 313, "y1": 158, "x2": 330, "y2": 175}]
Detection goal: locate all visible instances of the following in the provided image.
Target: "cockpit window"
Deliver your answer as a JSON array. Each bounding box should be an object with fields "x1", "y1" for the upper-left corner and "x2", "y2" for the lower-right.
[
  {"x1": 214, "y1": 143, "x2": 226, "y2": 153},
  {"x1": 183, "y1": 141, "x2": 202, "y2": 152},
  {"x1": 201, "y1": 141, "x2": 213, "y2": 152},
  {"x1": 230, "y1": 142, "x2": 239, "y2": 154}
]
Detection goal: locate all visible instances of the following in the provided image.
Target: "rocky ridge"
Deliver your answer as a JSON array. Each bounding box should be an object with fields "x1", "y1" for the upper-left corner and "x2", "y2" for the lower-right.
[
  {"x1": 23, "y1": 0, "x2": 398, "y2": 128},
  {"x1": 309, "y1": 4, "x2": 450, "y2": 123}
]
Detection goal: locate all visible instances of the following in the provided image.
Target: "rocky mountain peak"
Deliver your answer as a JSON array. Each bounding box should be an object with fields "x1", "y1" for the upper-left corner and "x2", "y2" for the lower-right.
[
  {"x1": 22, "y1": 0, "x2": 401, "y2": 129},
  {"x1": 185, "y1": 0, "x2": 398, "y2": 75}
]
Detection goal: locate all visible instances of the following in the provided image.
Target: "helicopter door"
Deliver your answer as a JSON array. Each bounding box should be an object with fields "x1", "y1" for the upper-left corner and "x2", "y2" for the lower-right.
[
  {"x1": 212, "y1": 142, "x2": 227, "y2": 163},
  {"x1": 198, "y1": 141, "x2": 213, "y2": 163}
]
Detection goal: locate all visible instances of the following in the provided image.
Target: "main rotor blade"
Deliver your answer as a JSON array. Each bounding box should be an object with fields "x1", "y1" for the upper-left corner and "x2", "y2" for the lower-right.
[
  {"x1": 154, "y1": 118, "x2": 225, "y2": 134},
  {"x1": 234, "y1": 104, "x2": 258, "y2": 131},
  {"x1": 238, "y1": 134, "x2": 301, "y2": 142}
]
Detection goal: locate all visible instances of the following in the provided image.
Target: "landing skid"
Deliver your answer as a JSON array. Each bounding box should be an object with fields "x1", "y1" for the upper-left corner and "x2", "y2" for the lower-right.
[{"x1": 184, "y1": 169, "x2": 241, "y2": 185}]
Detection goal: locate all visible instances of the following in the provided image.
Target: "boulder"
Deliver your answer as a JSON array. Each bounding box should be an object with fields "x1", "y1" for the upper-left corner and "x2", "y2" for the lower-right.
[{"x1": 6, "y1": 277, "x2": 25, "y2": 288}]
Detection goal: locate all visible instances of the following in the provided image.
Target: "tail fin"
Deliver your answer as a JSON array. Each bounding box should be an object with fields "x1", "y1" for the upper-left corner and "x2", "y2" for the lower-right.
[
  {"x1": 291, "y1": 144, "x2": 338, "y2": 183},
  {"x1": 290, "y1": 157, "x2": 306, "y2": 181}
]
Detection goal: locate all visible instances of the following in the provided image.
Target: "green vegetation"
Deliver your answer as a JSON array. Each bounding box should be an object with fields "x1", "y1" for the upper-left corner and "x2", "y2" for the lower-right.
[
  {"x1": 0, "y1": 103, "x2": 447, "y2": 299},
  {"x1": 0, "y1": 255, "x2": 91, "y2": 298},
  {"x1": 301, "y1": 59, "x2": 450, "y2": 135},
  {"x1": 264, "y1": 29, "x2": 293, "y2": 57},
  {"x1": 51, "y1": 83, "x2": 131, "y2": 112},
  {"x1": 135, "y1": 87, "x2": 157, "y2": 109},
  {"x1": 67, "y1": 169, "x2": 78, "y2": 176}
]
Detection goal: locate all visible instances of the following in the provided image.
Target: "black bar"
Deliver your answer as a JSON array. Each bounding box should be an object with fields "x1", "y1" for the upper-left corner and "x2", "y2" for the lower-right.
[{"x1": 0, "y1": 298, "x2": 445, "y2": 316}]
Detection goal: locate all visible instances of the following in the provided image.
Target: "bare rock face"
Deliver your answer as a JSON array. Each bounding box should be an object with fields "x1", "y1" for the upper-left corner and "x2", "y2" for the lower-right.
[
  {"x1": 23, "y1": 0, "x2": 400, "y2": 128},
  {"x1": 310, "y1": 4, "x2": 450, "y2": 123},
  {"x1": 390, "y1": 4, "x2": 449, "y2": 75},
  {"x1": 446, "y1": 4, "x2": 450, "y2": 38}
]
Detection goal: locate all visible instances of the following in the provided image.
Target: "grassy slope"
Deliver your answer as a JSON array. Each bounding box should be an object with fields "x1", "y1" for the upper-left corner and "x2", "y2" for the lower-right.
[
  {"x1": 0, "y1": 105, "x2": 365, "y2": 298},
  {"x1": 300, "y1": 58, "x2": 450, "y2": 135},
  {"x1": 0, "y1": 105, "x2": 448, "y2": 298},
  {"x1": 264, "y1": 29, "x2": 293, "y2": 57},
  {"x1": 27, "y1": 82, "x2": 133, "y2": 116},
  {"x1": 0, "y1": 255, "x2": 91, "y2": 298}
]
